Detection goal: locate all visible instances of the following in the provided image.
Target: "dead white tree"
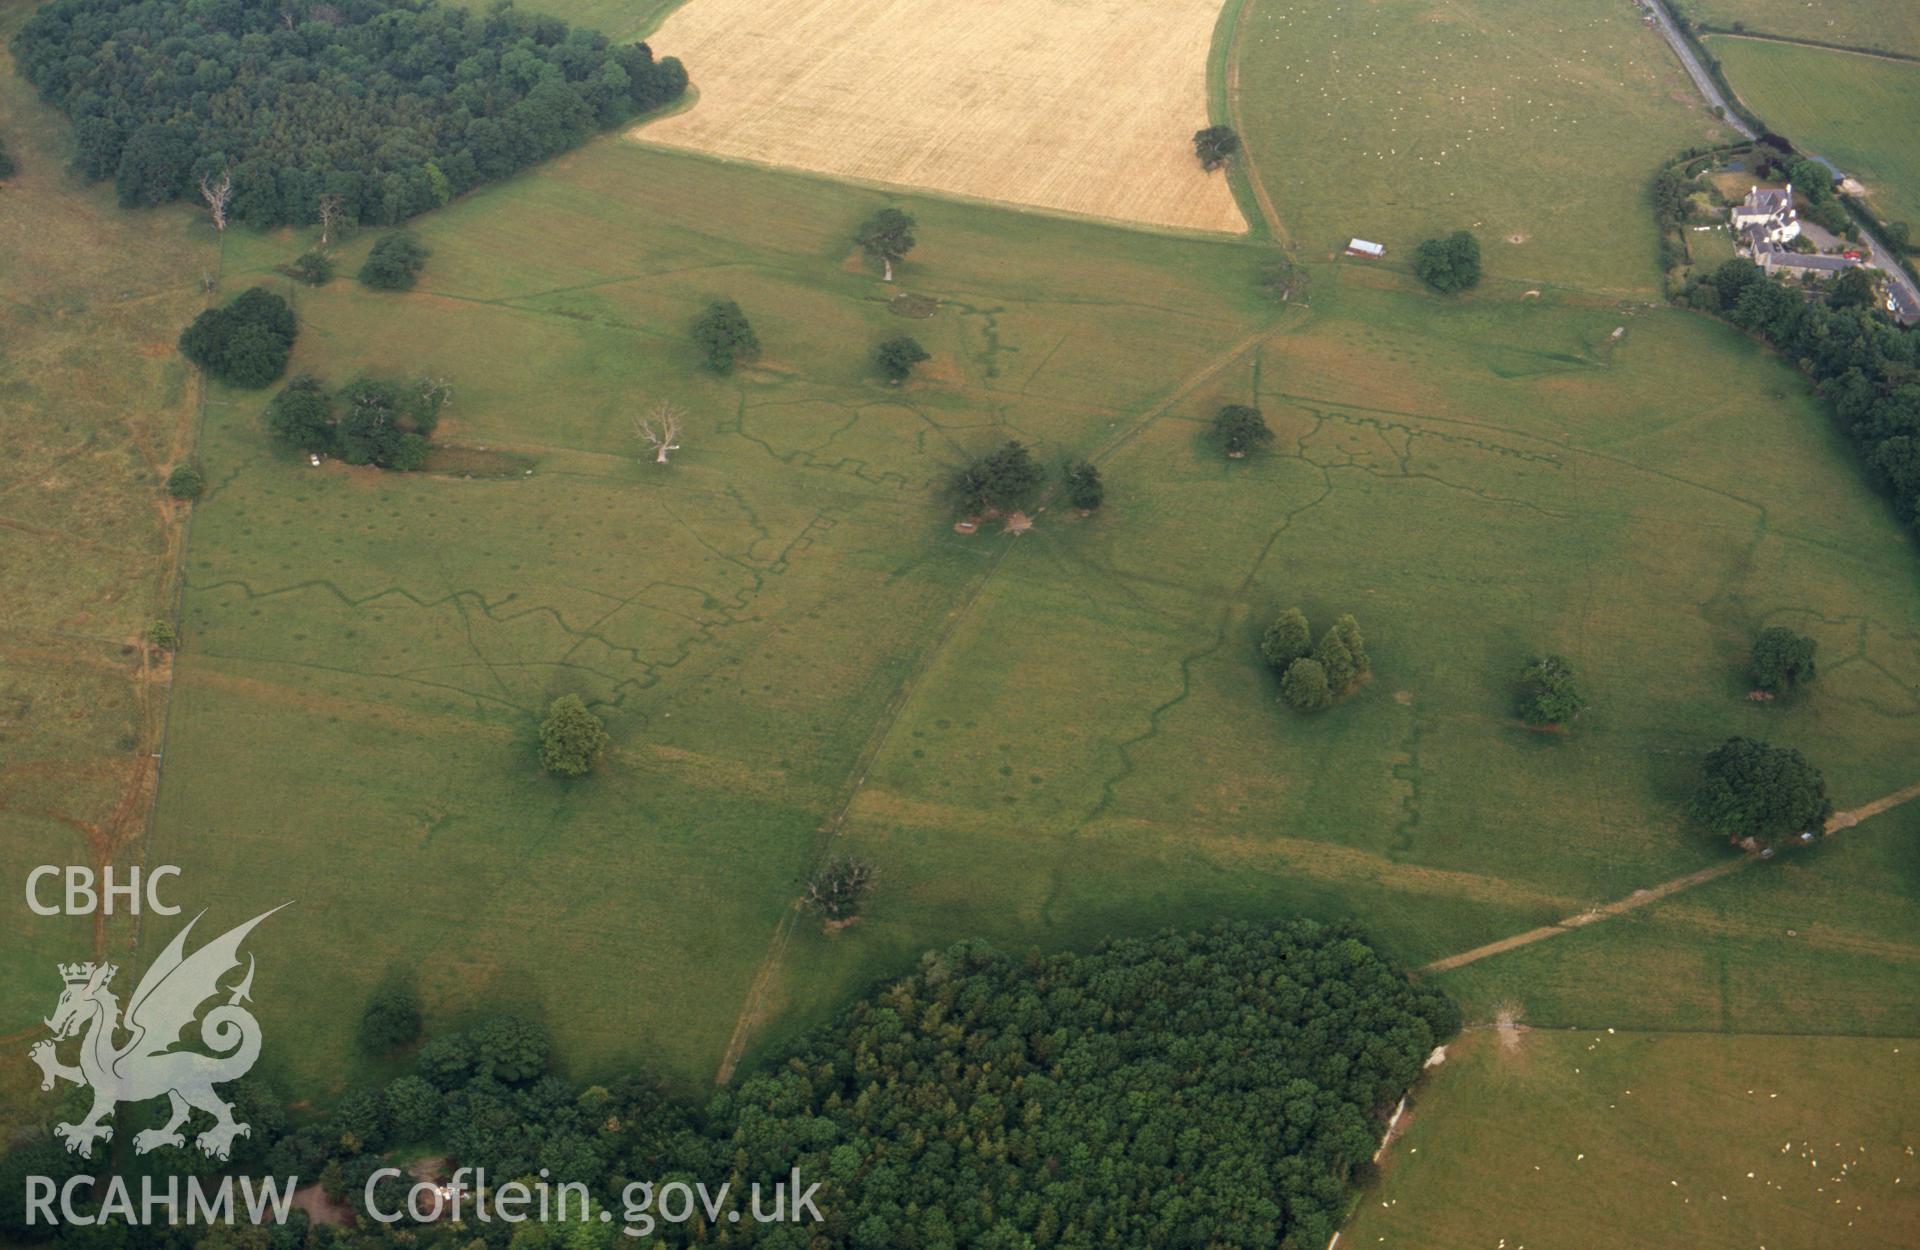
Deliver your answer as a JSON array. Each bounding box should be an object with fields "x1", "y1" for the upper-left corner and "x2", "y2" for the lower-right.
[
  {"x1": 316, "y1": 193, "x2": 344, "y2": 246},
  {"x1": 199, "y1": 168, "x2": 233, "y2": 232},
  {"x1": 634, "y1": 401, "x2": 683, "y2": 465}
]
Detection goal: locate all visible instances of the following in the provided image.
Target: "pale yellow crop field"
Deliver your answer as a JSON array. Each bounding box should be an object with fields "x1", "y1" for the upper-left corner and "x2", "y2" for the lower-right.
[{"x1": 633, "y1": 0, "x2": 1248, "y2": 234}]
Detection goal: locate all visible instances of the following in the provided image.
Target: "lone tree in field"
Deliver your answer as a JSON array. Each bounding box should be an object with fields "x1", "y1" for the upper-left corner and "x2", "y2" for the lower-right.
[
  {"x1": 289, "y1": 250, "x2": 334, "y2": 286},
  {"x1": 164, "y1": 463, "x2": 205, "y2": 501},
  {"x1": 1516, "y1": 654, "x2": 1583, "y2": 727},
  {"x1": 635, "y1": 400, "x2": 684, "y2": 464},
  {"x1": 539, "y1": 694, "x2": 610, "y2": 778},
  {"x1": 804, "y1": 856, "x2": 876, "y2": 925},
  {"x1": 359, "y1": 232, "x2": 431, "y2": 290},
  {"x1": 1261, "y1": 608, "x2": 1312, "y2": 672},
  {"x1": 874, "y1": 335, "x2": 930, "y2": 384},
  {"x1": 1193, "y1": 125, "x2": 1241, "y2": 172},
  {"x1": 1064, "y1": 460, "x2": 1104, "y2": 512},
  {"x1": 855, "y1": 207, "x2": 917, "y2": 282},
  {"x1": 359, "y1": 982, "x2": 422, "y2": 1055},
  {"x1": 950, "y1": 440, "x2": 1045, "y2": 516},
  {"x1": 1751, "y1": 626, "x2": 1817, "y2": 695},
  {"x1": 1413, "y1": 231, "x2": 1483, "y2": 294},
  {"x1": 692, "y1": 299, "x2": 760, "y2": 373},
  {"x1": 1691, "y1": 736, "x2": 1831, "y2": 847},
  {"x1": 1280, "y1": 657, "x2": 1333, "y2": 712},
  {"x1": 1212, "y1": 404, "x2": 1273, "y2": 458}
]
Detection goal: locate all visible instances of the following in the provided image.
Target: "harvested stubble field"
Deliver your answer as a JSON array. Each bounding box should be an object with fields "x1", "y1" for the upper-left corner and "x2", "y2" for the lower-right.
[{"x1": 634, "y1": 0, "x2": 1247, "y2": 234}]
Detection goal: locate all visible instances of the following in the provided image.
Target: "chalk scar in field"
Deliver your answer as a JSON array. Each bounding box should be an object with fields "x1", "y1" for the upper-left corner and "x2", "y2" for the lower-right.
[{"x1": 633, "y1": 0, "x2": 1248, "y2": 234}]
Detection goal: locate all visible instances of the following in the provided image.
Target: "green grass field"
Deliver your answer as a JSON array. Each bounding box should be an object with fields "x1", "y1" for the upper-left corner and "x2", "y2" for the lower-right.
[
  {"x1": 4, "y1": 3, "x2": 1919, "y2": 1243},
  {"x1": 1708, "y1": 36, "x2": 1920, "y2": 231},
  {"x1": 1230, "y1": 0, "x2": 1733, "y2": 294},
  {"x1": 0, "y1": 0, "x2": 215, "y2": 1136},
  {"x1": 125, "y1": 115, "x2": 1920, "y2": 1100},
  {"x1": 1346, "y1": 1029, "x2": 1920, "y2": 1249},
  {"x1": 1676, "y1": 0, "x2": 1920, "y2": 58}
]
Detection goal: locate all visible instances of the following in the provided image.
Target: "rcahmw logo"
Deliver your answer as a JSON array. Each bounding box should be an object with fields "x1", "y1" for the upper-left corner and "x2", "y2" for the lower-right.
[{"x1": 28, "y1": 904, "x2": 288, "y2": 1162}]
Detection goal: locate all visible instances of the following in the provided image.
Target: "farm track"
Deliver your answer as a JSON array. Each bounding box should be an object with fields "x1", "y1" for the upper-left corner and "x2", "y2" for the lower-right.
[
  {"x1": 1221, "y1": 0, "x2": 1288, "y2": 244},
  {"x1": 1422, "y1": 779, "x2": 1920, "y2": 975}
]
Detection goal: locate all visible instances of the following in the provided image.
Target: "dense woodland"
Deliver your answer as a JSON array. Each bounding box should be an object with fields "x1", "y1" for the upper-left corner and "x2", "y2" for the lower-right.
[
  {"x1": 12, "y1": 0, "x2": 687, "y2": 225},
  {"x1": 2, "y1": 923, "x2": 1456, "y2": 1249}
]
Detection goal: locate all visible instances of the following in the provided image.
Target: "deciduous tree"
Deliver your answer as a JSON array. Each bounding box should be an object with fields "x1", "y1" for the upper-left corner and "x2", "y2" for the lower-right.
[
  {"x1": 804, "y1": 857, "x2": 876, "y2": 924},
  {"x1": 1261, "y1": 608, "x2": 1312, "y2": 672},
  {"x1": 1192, "y1": 125, "x2": 1240, "y2": 172},
  {"x1": 1413, "y1": 231, "x2": 1483, "y2": 294},
  {"x1": 691, "y1": 299, "x2": 760, "y2": 373},
  {"x1": 1212, "y1": 404, "x2": 1273, "y2": 457},
  {"x1": 1064, "y1": 460, "x2": 1104, "y2": 512},
  {"x1": 539, "y1": 694, "x2": 609, "y2": 778},
  {"x1": 1516, "y1": 654, "x2": 1583, "y2": 726},
  {"x1": 1280, "y1": 658, "x2": 1333, "y2": 711},
  {"x1": 855, "y1": 208, "x2": 917, "y2": 282},
  {"x1": 874, "y1": 335, "x2": 930, "y2": 384},
  {"x1": 359, "y1": 232, "x2": 430, "y2": 291},
  {"x1": 1691, "y1": 736, "x2": 1831, "y2": 847},
  {"x1": 1751, "y1": 626, "x2": 1817, "y2": 694},
  {"x1": 949, "y1": 441, "x2": 1045, "y2": 515}
]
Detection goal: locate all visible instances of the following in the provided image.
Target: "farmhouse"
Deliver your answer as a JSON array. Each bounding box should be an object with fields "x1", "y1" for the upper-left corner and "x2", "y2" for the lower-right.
[
  {"x1": 1729, "y1": 184, "x2": 1799, "y2": 245},
  {"x1": 1346, "y1": 239, "x2": 1386, "y2": 258},
  {"x1": 1729, "y1": 184, "x2": 1861, "y2": 280}
]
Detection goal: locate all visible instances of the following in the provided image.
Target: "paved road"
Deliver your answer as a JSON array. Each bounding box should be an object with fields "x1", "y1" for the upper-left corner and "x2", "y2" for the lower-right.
[
  {"x1": 1643, "y1": 0, "x2": 1756, "y2": 139},
  {"x1": 1643, "y1": 0, "x2": 1920, "y2": 319}
]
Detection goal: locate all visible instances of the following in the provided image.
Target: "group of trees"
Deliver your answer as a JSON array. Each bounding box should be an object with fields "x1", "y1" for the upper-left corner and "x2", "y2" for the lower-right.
[
  {"x1": 0, "y1": 134, "x2": 15, "y2": 180},
  {"x1": 266, "y1": 373, "x2": 448, "y2": 470},
  {"x1": 1413, "y1": 231, "x2": 1482, "y2": 294},
  {"x1": 1262, "y1": 610, "x2": 1370, "y2": 712},
  {"x1": 3, "y1": 923, "x2": 1455, "y2": 1249},
  {"x1": 1674, "y1": 256, "x2": 1920, "y2": 535},
  {"x1": 947, "y1": 441, "x2": 1104, "y2": 517},
  {"x1": 1516, "y1": 654, "x2": 1584, "y2": 728},
  {"x1": 13, "y1": 0, "x2": 689, "y2": 226},
  {"x1": 178, "y1": 288, "x2": 298, "y2": 388}
]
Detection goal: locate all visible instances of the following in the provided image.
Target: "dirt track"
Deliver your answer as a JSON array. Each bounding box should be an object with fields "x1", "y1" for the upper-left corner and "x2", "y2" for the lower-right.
[{"x1": 1422, "y1": 780, "x2": 1920, "y2": 975}]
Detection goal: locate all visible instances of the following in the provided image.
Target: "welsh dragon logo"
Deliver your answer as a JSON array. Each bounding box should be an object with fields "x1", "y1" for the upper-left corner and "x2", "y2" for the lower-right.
[{"x1": 29, "y1": 905, "x2": 286, "y2": 1161}]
